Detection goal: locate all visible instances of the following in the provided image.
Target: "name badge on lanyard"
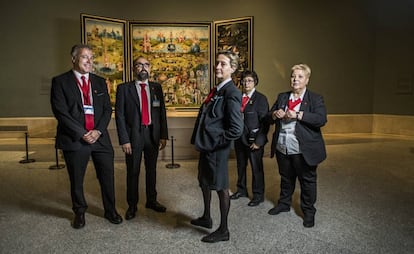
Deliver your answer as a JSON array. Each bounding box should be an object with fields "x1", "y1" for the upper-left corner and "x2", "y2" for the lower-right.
[{"x1": 84, "y1": 105, "x2": 94, "y2": 115}]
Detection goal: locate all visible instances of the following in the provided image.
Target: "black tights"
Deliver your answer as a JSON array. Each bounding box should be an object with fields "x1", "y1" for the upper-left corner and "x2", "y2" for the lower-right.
[{"x1": 201, "y1": 187, "x2": 230, "y2": 232}]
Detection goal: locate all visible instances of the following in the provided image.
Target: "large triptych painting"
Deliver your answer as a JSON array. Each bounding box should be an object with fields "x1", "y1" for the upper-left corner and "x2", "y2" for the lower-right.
[
  {"x1": 129, "y1": 22, "x2": 211, "y2": 109},
  {"x1": 80, "y1": 14, "x2": 252, "y2": 111}
]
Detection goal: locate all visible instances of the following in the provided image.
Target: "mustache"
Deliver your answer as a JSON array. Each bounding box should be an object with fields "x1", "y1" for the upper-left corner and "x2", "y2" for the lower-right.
[{"x1": 137, "y1": 70, "x2": 149, "y2": 80}]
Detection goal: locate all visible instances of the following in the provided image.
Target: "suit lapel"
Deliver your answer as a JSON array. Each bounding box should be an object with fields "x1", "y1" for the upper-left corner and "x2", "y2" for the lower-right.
[
  {"x1": 279, "y1": 92, "x2": 290, "y2": 110},
  {"x1": 67, "y1": 71, "x2": 83, "y2": 108},
  {"x1": 244, "y1": 91, "x2": 255, "y2": 110},
  {"x1": 128, "y1": 81, "x2": 140, "y2": 108},
  {"x1": 300, "y1": 90, "x2": 310, "y2": 111},
  {"x1": 89, "y1": 74, "x2": 98, "y2": 106}
]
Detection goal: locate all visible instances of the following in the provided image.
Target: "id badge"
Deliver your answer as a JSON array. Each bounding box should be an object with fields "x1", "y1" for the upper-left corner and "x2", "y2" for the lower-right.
[
  {"x1": 153, "y1": 99, "x2": 160, "y2": 107},
  {"x1": 84, "y1": 105, "x2": 94, "y2": 115}
]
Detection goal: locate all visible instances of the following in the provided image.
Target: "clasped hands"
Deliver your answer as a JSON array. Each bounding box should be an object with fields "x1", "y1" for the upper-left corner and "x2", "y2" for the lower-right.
[
  {"x1": 83, "y1": 130, "x2": 101, "y2": 144},
  {"x1": 272, "y1": 109, "x2": 301, "y2": 120}
]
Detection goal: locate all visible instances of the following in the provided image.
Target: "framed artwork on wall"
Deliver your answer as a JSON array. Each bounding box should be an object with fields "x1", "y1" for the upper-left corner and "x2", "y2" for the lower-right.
[
  {"x1": 129, "y1": 22, "x2": 212, "y2": 109},
  {"x1": 81, "y1": 14, "x2": 128, "y2": 106},
  {"x1": 214, "y1": 17, "x2": 253, "y2": 87},
  {"x1": 80, "y1": 14, "x2": 253, "y2": 111}
]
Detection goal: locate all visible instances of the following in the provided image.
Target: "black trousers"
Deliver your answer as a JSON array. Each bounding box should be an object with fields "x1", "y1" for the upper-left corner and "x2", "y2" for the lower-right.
[
  {"x1": 275, "y1": 151, "x2": 317, "y2": 216},
  {"x1": 125, "y1": 126, "x2": 159, "y2": 208},
  {"x1": 234, "y1": 140, "x2": 265, "y2": 199},
  {"x1": 63, "y1": 142, "x2": 116, "y2": 214}
]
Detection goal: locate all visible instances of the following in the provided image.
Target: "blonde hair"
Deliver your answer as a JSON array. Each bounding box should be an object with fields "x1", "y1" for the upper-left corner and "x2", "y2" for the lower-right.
[{"x1": 291, "y1": 63, "x2": 311, "y2": 78}]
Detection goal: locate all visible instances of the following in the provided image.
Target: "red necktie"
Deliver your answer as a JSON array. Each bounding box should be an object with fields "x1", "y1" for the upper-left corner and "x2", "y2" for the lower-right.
[
  {"x1": 241, "y1": 95, "x2": 249, "y2": 112},
  {"x1": 288, "y1": 98, "x2": 302, "y2": 110},
  {"x1": 204, "y1": 87, "x2": 216, "y2": 104},
  {"x1": 81, "y1": 76, "x2": 94, "y2": 131},
  {"x1": 140, "y1": 83, "x2": 150, "y2": 125}
]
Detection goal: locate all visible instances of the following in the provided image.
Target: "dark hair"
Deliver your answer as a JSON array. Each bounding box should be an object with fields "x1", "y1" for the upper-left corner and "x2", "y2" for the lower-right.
[{"x1": 241, "y1": 70, "x2": 259, "y2": 86}]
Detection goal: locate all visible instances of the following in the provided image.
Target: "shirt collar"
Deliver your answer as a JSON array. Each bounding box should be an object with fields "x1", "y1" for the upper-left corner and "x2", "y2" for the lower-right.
[
  {"x1": 73, "y1": 70, "x2": 89, "y2": 81},
  {"x1": 216, "y1": 78, "x2": 232, "y2": 91},
  {"x1": 243, "y1": 88, "x2": 256, "y2": 98},
  {"x1": 289, "y1": 88, "x2": 306, "y2": 101}
]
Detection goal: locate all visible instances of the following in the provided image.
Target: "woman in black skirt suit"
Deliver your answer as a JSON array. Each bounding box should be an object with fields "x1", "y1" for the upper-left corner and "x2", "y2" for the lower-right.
[{"x1": 190, "y1": 50, "x2": 244, "y2": 243}]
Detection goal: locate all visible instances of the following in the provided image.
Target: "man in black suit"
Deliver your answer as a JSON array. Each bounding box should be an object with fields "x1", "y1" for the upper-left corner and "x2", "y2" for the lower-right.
[
  {"x1": 230, "y1": 70, "x2": 269, "y2": 206},
  {"x1": 115, "y1": 56, "x2": 168, "y2": 220},
  {"x1": 50, "y1": 44, "x2": 122, "y2": 229},
  {"x1": 267, "y1": 63, "x2": 327, "y2": 228}
]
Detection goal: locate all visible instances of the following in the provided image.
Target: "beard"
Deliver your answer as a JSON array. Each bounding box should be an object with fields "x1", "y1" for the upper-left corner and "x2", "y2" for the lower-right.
[{"x1": 137, "y1": 70, "x2": 149, "y2": 81}]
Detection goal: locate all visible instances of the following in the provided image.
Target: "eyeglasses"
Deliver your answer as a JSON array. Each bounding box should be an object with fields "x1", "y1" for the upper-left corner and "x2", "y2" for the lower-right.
[
  {"x1": 243, "y1": 79, "x2": 255, "y2": 84},
  {"x1": 135, "y1": 63, "x2": 150, "y2": 68}
]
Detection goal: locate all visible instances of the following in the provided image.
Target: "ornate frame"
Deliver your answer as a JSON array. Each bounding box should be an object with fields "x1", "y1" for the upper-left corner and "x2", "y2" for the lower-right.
[
  {"x1": 81, "y1": 14, "x2": 128, "y2": 106},
  {"x1": 214, "y1": 17, "x2": 253, "y2": 87}
]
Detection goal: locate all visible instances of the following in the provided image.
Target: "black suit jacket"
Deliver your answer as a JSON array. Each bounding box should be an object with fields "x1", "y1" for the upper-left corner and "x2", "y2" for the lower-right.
[
  {"x1": 239, "y1": 90, "x2": 270, "y2": 147},
  {"x1": 50, "y1": 70, "x2": 113, "y2": 151},
  {"x1": 269, "y1": 89, "x2": 327, "y2": 166},
  {"x1": 191, "y1": 80, "x2": 244, "y2": 152},
  {"x1": 115, "y1": 81, "x2": 168, "y2": 146}
]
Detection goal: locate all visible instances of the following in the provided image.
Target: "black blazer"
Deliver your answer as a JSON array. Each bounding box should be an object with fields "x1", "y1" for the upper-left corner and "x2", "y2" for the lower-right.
[
  {"x1": 239, "y1": 90, "x2": 270, "y2": 147},
  {"x1": 50, "y1": 71, "x2": 113, "y2": 151},
  {"x1": 269, "y1": 89, "x2": 327, "y2": 166},
  {"x1": 115, "y1": 81, "x2": 168, "y2": 146},
  {"x1": 191, "y1": 80, "x2": 244, "y2": 152}
]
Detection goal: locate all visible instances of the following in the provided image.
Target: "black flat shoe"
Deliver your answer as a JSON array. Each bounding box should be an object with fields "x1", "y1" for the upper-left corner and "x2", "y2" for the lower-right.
[
  {"x1": 230, "y1": 192, "x2": 248, "y2": 200},
  {"x1": 303, "y1": 216, "x2": 315, "y2": 228},
  {"x1": 125, "y1": 207, "x2": 136, "y2": 220},
  {"x1": 201, "y1": 230, "x2": 230, "y2": 243},
  {"x1": 104, "y1": 211, "x2": 123, "y2": 224},
  {"x1": 268, "y1": 206, "x2": 290, "y2": 215},
  {"x1": 247, "y1": 197, "x2": 264, "y2": 207},
  {"x1": 145, "y1": 201, "x2": 167, "y2": 213},
  {"x1": 72, "y1": 213, "x2": 85, "y2": 229},
  {"x1": 190, "y1": 217, "x2": 212, "y2": 229}
]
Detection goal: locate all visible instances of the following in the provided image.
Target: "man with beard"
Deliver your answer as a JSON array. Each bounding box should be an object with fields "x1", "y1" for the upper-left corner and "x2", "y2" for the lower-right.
[{"x1": 115, "y1": 56, "x2": 168, "y2": 220}]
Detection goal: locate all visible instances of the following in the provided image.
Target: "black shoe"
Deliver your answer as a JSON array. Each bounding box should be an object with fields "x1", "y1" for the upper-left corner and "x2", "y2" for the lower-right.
[
  {"x1": 72, "y1": 213, "x2": 85, "y2": 229},
  {"x1": 248, "y1": 197, "x2": 264, "y2": 207},
  {"x1": 201, "y1": 230, "x2": 230, "y2": 243},
  {"x1": 104, "y1": 211, "x2": 123, "y2": 224},
  {"x1": 190, "y1": 217, "x2": 213, "y2": 229},
  {"x1": 145, "y1": 201, "x2": 166, "y2": 213},
  {"x1": 268, "y1": 206, "x2": 290, "y2": 215},
  {"x1": 303, "y1": 216, "x2": 315, "y2": 228},
  {"x1": 230, "y1": 192, "x2": 248, "y2": 200},
  {"x1": 125, "y1": 207, "x2": 136, "y2": 220}
]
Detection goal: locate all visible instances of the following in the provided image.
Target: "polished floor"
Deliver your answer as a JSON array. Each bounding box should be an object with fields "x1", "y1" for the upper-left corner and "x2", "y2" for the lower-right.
[{"x1": 0, "y1": 133, "x2": 413, "y2": 254}]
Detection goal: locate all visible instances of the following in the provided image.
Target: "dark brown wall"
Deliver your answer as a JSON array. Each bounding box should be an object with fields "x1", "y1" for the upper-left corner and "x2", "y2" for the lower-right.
[{"x1": 0, "y1": 0, "x2": 413, "y2": 117}]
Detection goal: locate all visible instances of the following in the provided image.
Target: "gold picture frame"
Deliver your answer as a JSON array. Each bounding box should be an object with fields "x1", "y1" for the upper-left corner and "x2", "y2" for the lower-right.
[
  {"x1": 81, "y1": 14, "x2": 128, "y2": 106},
  {"x1": 214, "y1": 17, "x2": 253, "y2": 87}
]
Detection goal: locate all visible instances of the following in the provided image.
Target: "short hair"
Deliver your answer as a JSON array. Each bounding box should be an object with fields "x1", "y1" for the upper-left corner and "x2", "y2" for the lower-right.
[
  {"x1": 70, "y1": 44, "x2": 92, "y2": 59},
  {"x1": 291, "y1": 63, "x2": 311, "y2": 78},
  {"x1": 217, "y1": 50, "x2": 239, "y2": 70},
  {"x1": 133, "y1": 56, "x2": 149, "y2": 67},
  {"x1": 240, "y1": 70, "x2": 259, "y2": 86}
]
